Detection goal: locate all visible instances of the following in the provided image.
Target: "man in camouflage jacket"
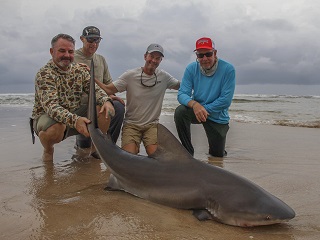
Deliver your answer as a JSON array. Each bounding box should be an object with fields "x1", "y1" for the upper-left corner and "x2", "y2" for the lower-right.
[{"x1": 31, "y1": 33, "x2": 114, "y2": 161}]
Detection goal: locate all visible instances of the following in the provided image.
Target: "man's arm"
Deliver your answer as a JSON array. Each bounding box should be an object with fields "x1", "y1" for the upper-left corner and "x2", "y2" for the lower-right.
[
  {"x1": 172, "y1": 81, "x2": 180, "y2": 90},
  {"x1": 177, "y1": 67, "x2": 194, "y2": 106},
  {"x1": 95, "y1": 80, "x2": 118, "y2": 96}
]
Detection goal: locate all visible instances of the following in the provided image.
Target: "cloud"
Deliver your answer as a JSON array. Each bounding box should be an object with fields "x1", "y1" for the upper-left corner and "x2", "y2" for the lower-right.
[{"x1": 0, "y1": 0, "x2": 319, "y2": 94}]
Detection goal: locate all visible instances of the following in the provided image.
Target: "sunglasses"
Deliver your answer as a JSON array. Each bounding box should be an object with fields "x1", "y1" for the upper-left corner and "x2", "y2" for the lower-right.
[
  {"x1": 196, "y1": 51, "x2": 214, "y2": 58},
  {"x1": 140, "y1": 70, "x2": 158, "y2": 87},
  {"x1": 86, "y1": 37, "x2": 101, "y2": 43}
]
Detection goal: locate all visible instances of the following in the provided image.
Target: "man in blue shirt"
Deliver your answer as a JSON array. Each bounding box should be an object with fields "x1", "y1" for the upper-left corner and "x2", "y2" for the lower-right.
[{"x1": 174, "y1": 37, "x2": 235, "y2": 157}]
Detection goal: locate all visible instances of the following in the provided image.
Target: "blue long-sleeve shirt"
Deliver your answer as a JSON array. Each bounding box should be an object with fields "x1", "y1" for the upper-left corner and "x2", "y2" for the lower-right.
[{"x1": 177, "y1": 59, "x2": 235, "y2": 124}]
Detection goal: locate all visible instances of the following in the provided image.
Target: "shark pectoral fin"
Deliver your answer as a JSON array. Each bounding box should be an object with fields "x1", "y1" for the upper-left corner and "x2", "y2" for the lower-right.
[
  {"x1": 192, "y1": 209, "x2": 213, "y2": 221},
  {"x1": 104, "y1": 186, "x2": 119, "y2": 191},
  {"x1": 105, "y1": 174, "x2": 123, "y2": 191}
]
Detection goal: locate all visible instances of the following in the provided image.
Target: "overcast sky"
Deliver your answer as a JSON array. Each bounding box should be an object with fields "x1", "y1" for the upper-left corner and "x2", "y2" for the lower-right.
[{"x1": 1, "y1": 0, "x2": 319, "y2": 95}]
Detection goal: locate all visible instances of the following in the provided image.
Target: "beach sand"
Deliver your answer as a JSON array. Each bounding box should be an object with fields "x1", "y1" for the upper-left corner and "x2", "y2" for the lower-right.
[{"x1": 1, "y1": 106, "x2": 320, "y2": 240}]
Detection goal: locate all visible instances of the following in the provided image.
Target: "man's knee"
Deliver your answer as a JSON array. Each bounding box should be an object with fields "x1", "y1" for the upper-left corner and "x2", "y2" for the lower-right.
[
  {"x1": 122, "y1": 142, "x2": 139, "y2": 154},
  {"x1": 174, "y1": 104, "x2": 187, "y2": 115},
  {"x1": 174, "y1": 105, "x2": 195, "y2": 125},
  {"x1": 96, "y1": 106, "x2": 110, "y2": 124},
  {"x1": 40, "y1": 123, "x2": 66, "y2": 143},
  {"x1": 174, "y1": 105, "x2": 187, "y2": 121},
  {"x1": 113, "y1": 100, "x2": 125, "y2": 116}
]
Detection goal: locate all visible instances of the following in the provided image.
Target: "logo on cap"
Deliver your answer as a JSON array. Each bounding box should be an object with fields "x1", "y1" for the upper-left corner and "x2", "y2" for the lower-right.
[{"x1": 197, "y1": 39, "x2": 209, "y2": 45}]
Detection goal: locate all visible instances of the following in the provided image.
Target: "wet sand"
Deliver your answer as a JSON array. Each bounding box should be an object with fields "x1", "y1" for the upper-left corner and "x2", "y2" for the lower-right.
[{"x1": 1, "y1": 106, "x2": 320, "y2": 240}]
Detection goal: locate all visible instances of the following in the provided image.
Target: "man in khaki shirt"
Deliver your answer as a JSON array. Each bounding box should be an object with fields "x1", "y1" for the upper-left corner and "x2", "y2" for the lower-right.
[{"x1": 74, "y1": 26, "x2": 125, "y2": 155}]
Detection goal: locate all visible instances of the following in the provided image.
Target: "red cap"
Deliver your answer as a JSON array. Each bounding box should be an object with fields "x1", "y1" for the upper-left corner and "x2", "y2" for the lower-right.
[{"x1": 195, "y1": 37, "x2": 215, "y2": 51}]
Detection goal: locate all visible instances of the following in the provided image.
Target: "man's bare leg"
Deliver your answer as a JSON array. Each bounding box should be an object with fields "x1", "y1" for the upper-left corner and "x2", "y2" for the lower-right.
[
  {"x1": 122, "y1": 142, "x2": 139, "y2": 155},
  {"x1": 146, "y1": 144, "x2": 157, "y2": 156},
  {"x1": 38, "y1": 123, "x2": 66, "y2": 161},
  {"x1": 96, "y1": 105, "x2": 111, "y2": 133}
]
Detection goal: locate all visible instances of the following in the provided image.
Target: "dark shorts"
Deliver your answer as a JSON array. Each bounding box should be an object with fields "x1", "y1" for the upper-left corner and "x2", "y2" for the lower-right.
[{"x1": 33, "y1": 105, "x2": 87, "y2": 140}]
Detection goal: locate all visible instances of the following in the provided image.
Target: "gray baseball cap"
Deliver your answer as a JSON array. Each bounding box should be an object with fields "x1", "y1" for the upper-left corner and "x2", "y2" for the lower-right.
[{"x1": 146, "y1": 43, "x2": 164, "y2": 57}]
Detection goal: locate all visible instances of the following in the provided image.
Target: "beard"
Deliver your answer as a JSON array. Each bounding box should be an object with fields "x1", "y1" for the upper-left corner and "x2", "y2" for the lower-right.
[{"x1": 56, "y1": 57, "x2": 73, "y2": 70}]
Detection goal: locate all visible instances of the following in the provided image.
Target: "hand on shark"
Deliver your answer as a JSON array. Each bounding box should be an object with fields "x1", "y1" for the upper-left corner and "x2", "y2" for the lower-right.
[
  {"x1": 75, "y1": 117, "x2": 91, "y2": 137},
  {"x1": 75, "y1": 100, "x2": 114, "y2": 138}
]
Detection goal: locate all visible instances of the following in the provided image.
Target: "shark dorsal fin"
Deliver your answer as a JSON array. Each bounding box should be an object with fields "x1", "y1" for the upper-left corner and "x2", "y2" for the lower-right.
[{"x1": 149, "y1": 123, "x2": 194, "y2": 162}]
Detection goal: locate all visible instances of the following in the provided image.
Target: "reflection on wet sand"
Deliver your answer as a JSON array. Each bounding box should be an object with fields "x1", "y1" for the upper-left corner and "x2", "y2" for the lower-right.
[
  {"x1": 29, "y1": 155, "x2": 167, "y2": 239},
  {"x1": 30, "y1": 156, "x2": 108, "y2": 239},
  {"x1": 28, "y1": 159, "x2": 144, "y2": 238},
  {"x1": 207, "y1": 155, "x2": 224, "y2": 168}
]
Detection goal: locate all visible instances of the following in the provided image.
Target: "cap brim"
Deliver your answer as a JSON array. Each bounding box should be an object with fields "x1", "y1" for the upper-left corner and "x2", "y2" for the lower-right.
[
  {"x1": 84, "y1": 35, "x2": 101, "y2": 38},
  {"x1": 148, "y1": 50, "x2": 164, "y2": 57},
  {"x1": 194, "y1": 47, "x2": 213, "y2": 51}
]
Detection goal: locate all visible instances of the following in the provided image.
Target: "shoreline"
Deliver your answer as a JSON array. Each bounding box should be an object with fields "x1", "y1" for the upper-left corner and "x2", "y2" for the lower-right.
[{"x1": 1, "y1": 92, "x2": 320, "y2": 129}]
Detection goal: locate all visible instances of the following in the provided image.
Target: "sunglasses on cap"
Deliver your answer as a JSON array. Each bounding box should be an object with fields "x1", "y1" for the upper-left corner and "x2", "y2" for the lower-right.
[
  {"x1": 86, "y1": 37, "x2": 101, "y2": 43},
  {"x1": 196, "y1": 51, "x2": 214, "y2": 58}
]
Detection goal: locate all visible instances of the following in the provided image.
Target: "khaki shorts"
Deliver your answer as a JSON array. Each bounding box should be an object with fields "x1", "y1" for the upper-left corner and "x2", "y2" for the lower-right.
[
  {"x1": 121, "y1": 123, "x2": 158, "y2": 148},
  {"x1": 33, "y1": 106, "x2": 87, "y2": 140}
]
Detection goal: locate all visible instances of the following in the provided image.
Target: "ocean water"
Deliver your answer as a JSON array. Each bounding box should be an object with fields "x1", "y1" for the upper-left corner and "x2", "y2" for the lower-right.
[{"x1": 1, "y1": 92, "x2": 319, "y2": 128}]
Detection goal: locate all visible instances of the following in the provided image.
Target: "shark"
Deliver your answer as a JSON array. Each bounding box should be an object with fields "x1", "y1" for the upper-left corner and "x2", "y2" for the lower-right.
[{"x1": 87, "y1": 61, "x2": 295, "y2": 227}]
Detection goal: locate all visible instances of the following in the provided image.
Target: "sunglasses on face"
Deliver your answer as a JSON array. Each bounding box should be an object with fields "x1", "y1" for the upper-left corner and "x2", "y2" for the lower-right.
[
  {"x1": 196, "y1": 51, "x2": 214, "y2": 58},
  {"x1": 86, "y1": 37, "x2": 101, "y2": 43}
]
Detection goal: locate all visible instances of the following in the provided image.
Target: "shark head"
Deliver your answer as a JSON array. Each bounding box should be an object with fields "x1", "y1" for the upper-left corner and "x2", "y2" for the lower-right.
[
  {"x1": 204, "y1": 180, "x2": 296, "y2": 227},
  {"x1": 214, "y1": 204, "x2": 296, "y2": 227}
]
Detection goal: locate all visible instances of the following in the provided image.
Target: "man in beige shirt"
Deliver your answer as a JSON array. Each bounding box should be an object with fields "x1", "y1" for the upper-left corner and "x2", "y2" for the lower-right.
[{"x1": 98, "y1": 44, "x2": 180, "y2": 155}]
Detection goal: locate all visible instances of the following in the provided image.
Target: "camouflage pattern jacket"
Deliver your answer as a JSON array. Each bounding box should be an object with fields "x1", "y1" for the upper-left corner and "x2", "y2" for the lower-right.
[{"x1": 31, "y1": 59, "x2": 110, "y2": 128}]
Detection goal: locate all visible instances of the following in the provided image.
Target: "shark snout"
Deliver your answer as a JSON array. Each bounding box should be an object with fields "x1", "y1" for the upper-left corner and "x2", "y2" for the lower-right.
[{"x1": 216, "y1": 194, "x2": 296, "y2": 227}]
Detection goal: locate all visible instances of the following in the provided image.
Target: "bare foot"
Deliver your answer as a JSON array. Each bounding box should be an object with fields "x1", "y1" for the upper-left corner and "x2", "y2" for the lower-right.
[{"x1": 42, "y1": 148, "x2": 54, "y2": 161}]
